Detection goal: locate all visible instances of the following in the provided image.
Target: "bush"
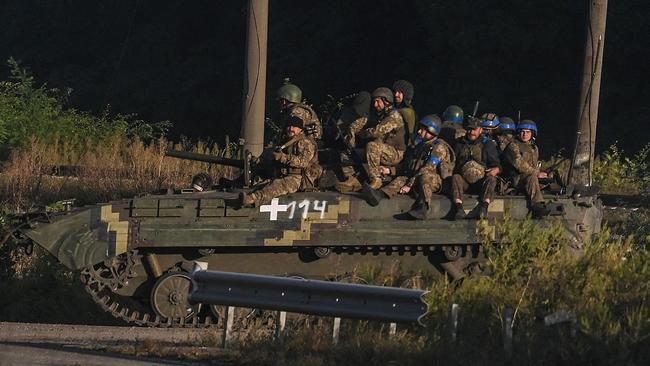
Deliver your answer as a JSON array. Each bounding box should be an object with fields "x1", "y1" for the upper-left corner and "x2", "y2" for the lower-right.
[{"x1": 594, "y1": 142, "x2": 650, "y2": 194}]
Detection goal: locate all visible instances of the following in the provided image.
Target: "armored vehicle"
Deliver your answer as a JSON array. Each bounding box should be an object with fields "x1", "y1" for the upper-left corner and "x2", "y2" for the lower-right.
[{"x1": 14, "y1": 165, "x2": 602, "y2": 326}]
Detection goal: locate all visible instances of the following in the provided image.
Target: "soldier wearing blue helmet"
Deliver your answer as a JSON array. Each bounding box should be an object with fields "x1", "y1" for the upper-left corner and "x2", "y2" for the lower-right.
[
  {"x1": 362, "y1": 114, "x2": 454, "y2": 219},
  {"x1": 495, "y1": 116, "x2": 517, "y2": 154},
  {"x1": 502, "y1": 120, "x2": 550, "y2": 218}
]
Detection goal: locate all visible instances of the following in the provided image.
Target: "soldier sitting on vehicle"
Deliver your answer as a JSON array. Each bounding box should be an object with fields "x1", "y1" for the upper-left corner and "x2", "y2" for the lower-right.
[
  {"x1": 479, "y1": 112, "x2": 500, "y2": 139},
  {"x1": 449, "y1": 116, "x2": 501, "y2": 220},
  {"x1": 335, "y1": 87, "x2": 407, "y2": 192},
  {"x1": 392, "y1": 80, "x2": 417, "y2": 144},
  {"x1": 362, "y1": 115, "x2": 454, "y2": 220},
  {"x1": 494, "y1": 116, "x2": 517, "y2": 154},
  {"x1": 501, "y1": 120, "x2": 550, "y2": 218},
  {"x1": 277, "y1": 81, "x2": 322, "y2": 141},
  {"x1": 439, "y1": 105, "x2": 465, "y2": 147},
  {"x1": 241, "y1": 116, "x2": 322, "y2": 207}
]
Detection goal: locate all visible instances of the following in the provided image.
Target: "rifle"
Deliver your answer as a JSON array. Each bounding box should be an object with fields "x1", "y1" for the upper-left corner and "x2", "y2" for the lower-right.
[
  {"x1": 165, "y1": 149, "x2": 255, "y2": 188},
  {"x1": 335, "y1": 125, "x2": 370, "y2": 183}
]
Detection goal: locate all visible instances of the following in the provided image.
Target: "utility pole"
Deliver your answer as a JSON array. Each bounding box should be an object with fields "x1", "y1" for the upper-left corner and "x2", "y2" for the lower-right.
[
  {"x1": 240, "y1": 0, "x2": 269, "y2": 157},
  {"x1": 568, "y1": 0, "x2": 608, "y2": 187}
]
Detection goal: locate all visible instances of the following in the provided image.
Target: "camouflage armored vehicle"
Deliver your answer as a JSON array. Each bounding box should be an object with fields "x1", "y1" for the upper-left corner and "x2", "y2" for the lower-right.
[{"x1": 13, "y1": 154, "x2": 602, "y2": 326}]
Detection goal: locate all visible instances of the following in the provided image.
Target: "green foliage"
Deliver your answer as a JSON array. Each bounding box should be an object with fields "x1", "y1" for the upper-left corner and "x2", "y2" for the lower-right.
[
  {"x1": 0, "y1": 58, "x2": 170, "y2": 152},
  {"x1": 594, "y1": 142, "x2": 650, "y2": 194}
]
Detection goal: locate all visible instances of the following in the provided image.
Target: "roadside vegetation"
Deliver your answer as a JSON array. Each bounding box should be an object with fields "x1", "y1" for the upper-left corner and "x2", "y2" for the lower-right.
[{"x1": 0, "y1": 61, "x2": 649, "y2": 364}]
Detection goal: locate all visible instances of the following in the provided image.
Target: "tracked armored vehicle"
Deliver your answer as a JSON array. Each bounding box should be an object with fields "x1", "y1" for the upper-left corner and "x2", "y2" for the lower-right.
[{"x1": 14, "y1": 175, "x2": 602, "y2": 326}]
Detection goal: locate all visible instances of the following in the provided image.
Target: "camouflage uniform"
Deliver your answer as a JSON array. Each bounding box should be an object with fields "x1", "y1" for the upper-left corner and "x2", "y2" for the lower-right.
[
  {"x1": 440, "y1": 121, "x2": 466, "y2": 148},
  {"x1": 280, "y1": 103, "x2": 322, "y2": 140},
  {"x1": 502, "y1": 138, "x2": 544, "y2": 204},
  {"x1": 496, "y1": 133, "x2": 515, "y2": 155},
  {"x1": 451, "y1": 135, "x2": 500, "y2": 202},
  {"x1": 339, "y1": 115, "x2": 372, "y2": 178},
  {"x1": 357, "y1": 108, "x2": 406, "y2": 181},
  {"x1": 382, "y1": 137, "x2": 454, "y2": 204},
  {"x1": 397, "y1": 106, "x2": 417, "y2": 145},
  {"x1": 249, "y1": 133, "x2": 321, "y2": 205}
]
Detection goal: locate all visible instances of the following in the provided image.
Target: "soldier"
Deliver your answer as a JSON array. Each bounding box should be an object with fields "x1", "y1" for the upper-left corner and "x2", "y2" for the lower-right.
[
  {"x1": 336, "y1": 87, "x2": 407, "y2": 191},
  {"x1": 392, "y1": 80, "x2": 417, "y2": 143},
  {"x1": 449, "y1": 116, "x2": 501, "y2": 220},
  {"x1": 241, "y1": 116, "x2": 321, "y2": 207},
  {"x1": 479, "y1": 112, "x2": 500, "y2": 139},
  {"x1": 495, "y1": 116, "x2": 516, "y2": 154},
  {"x1": 440, "y1": 105, "x2": 465, "y2": 147},
  {"x1": 362, "y1": 115, "x2": 454, "y2": 219},
  {"x1": 277, "y1": 81, "x2": 322, "y2": 140},
  {"x1": 502, "y1": 120, "x2": 550, "y2": 218}
]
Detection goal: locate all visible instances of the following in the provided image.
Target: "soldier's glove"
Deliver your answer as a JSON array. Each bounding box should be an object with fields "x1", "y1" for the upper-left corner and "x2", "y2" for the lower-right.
[
  {"x1": 272, "y1": 151, "x2": 285, "y2": 162},
  {"x1": 304, "y1": 124, "x2": 318, "y2": 136},
  {"x1": 343, "y1": 134, "x2": 355, "y2": 148}
]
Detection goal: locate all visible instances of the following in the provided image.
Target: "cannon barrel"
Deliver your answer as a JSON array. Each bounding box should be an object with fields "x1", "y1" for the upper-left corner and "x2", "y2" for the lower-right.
[{"x1": 165, "y1": 150, "x2": 245, "y2": 168}]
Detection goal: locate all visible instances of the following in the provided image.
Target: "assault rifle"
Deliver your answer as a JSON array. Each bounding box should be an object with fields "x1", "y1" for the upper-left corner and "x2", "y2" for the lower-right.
[{"x1": 165, "y1": 149, "x2": 254, "y2": 188}]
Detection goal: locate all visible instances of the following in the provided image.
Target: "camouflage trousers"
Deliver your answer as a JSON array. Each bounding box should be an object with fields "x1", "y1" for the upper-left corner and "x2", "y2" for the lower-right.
[
  {"x1": 451, "y1": 173, "x2": 497, "y2": 202},
  {"x1": 382, "y1": 173, "x2": 442, "y2": 204},
  {"x1": 251, "y1": 174, "x2": 302, "y2": 206},
  {"x1": 339, "y1": 148, "x2": 366, "y2": 178},
  {"x1": 366, "y1": 141, "x2": 404, "y2": 179},
  {"x1": 510, "y1": 173, "x2": 544, "y2": 204}
]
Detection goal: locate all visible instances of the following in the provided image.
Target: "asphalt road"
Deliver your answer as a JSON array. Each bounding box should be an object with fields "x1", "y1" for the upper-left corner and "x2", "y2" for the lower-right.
[{"x1": 0, "y1": 343, "x2": 198, "y2": 366}]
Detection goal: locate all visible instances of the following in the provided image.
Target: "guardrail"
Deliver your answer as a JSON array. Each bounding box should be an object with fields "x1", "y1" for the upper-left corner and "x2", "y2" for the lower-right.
[{"x1": 189, "y1": 270, "x2": 429, "y2": 325}]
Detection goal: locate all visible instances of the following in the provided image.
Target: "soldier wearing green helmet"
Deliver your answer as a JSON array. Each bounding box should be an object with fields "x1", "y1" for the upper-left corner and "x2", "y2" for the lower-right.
[
  {"x1": 440, "y1": 105, "x2": 466, "y2": 147},
  {"x1": 277, "y1": 81, "x2": 322, "y2": 140},
  {"x1": 335, "y1": 87, "x2": 406, "y2": 192}
]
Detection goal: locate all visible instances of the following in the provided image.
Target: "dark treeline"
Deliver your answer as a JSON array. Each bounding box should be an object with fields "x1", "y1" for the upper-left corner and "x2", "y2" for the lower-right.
[{"x1": 0, "y1": 0, "x2": 647, "y2": 156}]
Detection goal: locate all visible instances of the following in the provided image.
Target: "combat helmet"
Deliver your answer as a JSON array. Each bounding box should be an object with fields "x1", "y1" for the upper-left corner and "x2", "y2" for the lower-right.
[
  {"x1": 480, "y1": 113, "x2": 500, "y2": 129},
  {"x1": 464, "y1": 115, "x2": 482, "y2": 129},
  {"x1": 371, "y1": 87, "x2": 394, "y2": 105},
  {"x1": 497, "y1": 117, "x2": 516, "y2": 134},
  {"x1": 517, "y1": 119, "x2": 538, "y2": 136},
  {"x1": 277, "y1": 82, "x2": 302, "y2": 103},
  {"x1": 442, "y1": 105, "x2": 464, "y2": 124},
  {"x1": 418, "y1": 114, "x2": 442, "y2": 136}
]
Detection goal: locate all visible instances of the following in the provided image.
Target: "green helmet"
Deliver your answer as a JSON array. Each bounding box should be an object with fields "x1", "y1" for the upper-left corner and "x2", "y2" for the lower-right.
[
  {"x1": 371, "y1": 87, "x2": 394, "y2": 105},
  {"x1": 464, "y1": 115, "x2": 481, "y2": 129},
  {"x1": 442, "y1": 105, "x2": 464, "y2": 124},
  {"x1": 277, "y1": 83, "x2": 302, "y2": 103}
]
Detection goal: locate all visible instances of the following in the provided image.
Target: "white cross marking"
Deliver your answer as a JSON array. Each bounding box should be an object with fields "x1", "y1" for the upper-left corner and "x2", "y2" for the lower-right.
[{"x1": 259, "y1": 198, "x2": 289, "y2": 221}]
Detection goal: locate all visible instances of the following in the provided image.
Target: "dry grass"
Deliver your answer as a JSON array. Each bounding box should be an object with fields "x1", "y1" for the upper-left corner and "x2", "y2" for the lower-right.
[{"x1": 0, "y1": 136, "x2": 237, "y2": 210}]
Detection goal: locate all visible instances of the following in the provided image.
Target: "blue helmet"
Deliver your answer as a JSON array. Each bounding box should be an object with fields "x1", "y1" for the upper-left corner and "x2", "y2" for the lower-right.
[
  {"x1": 480, "y1": 113, "x2": 500, "y2": 129},
  {"x1": 517, "y1": 120, "x2": 538, "y2": 136},
  {"x1": 442, "y1": 105, "x2": 464, "y2": 124},
  {"x1": 498, "y1": 117, "x2": 516, "y2": 133},
  {"x1": 418, "y1": 114, "x2": 442, "y2": 136}
]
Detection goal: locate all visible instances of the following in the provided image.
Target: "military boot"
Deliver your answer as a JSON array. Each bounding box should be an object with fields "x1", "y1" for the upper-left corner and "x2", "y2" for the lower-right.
[
  {"x1": 531, "y1": 202, "x2": 550, "y2": 219},
  {"x1": 335, "y1": 176, "x2": 362, "y2": 193},
  {"x1": 450, "y1": 202, "x2": 465, "y2": 220},
  {"x1": 407, "y1": 200, "x2": 429, "y2": 220},
  {"x1": 362, "y1": 183, "x2": 388, "y2": 206},
  {"x1": 239, "y1": 192, "x2": 256, "y2": 207},
  {"x1": 368, "y1": 177, "x2": 383, "y2": 190},
  {"x1": 475, "y1": 202, "x2": 489, "y2": 219}
]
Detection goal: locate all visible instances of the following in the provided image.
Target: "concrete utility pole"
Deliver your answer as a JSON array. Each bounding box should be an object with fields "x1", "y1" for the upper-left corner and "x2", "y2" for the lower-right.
[
  {"x1": 569, "y1": 0, "x2": 608, "y2": 187},
  {"x1": 240, "y1": 0, "x2": 269, "y2": 157}
]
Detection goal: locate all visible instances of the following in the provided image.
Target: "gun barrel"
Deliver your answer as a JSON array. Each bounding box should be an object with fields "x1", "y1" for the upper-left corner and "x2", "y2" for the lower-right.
[{"x1": 165, "y1": 150, "x2": 245, "y2": 168}]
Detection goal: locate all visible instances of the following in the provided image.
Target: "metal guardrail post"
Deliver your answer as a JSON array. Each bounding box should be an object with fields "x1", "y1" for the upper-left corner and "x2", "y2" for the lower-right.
[
  {"x1": 502, "y1": 306, "x2": 514, "y2": 355},
  {"x1": 389, "y1": 322, "x2": 397, "y2": 337},
  {"x1": 274, "y1": 311, "x2": 287, "y2": 341},
  {"x1": 448, "y1": 303, "x2": 459, "y2": 342},
  {"x1": 222, "y1": 306, "x2": 235, "y2": 348},
  {"x1": 332, "y1": 317, "x2": 341, "y2": 345}
]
